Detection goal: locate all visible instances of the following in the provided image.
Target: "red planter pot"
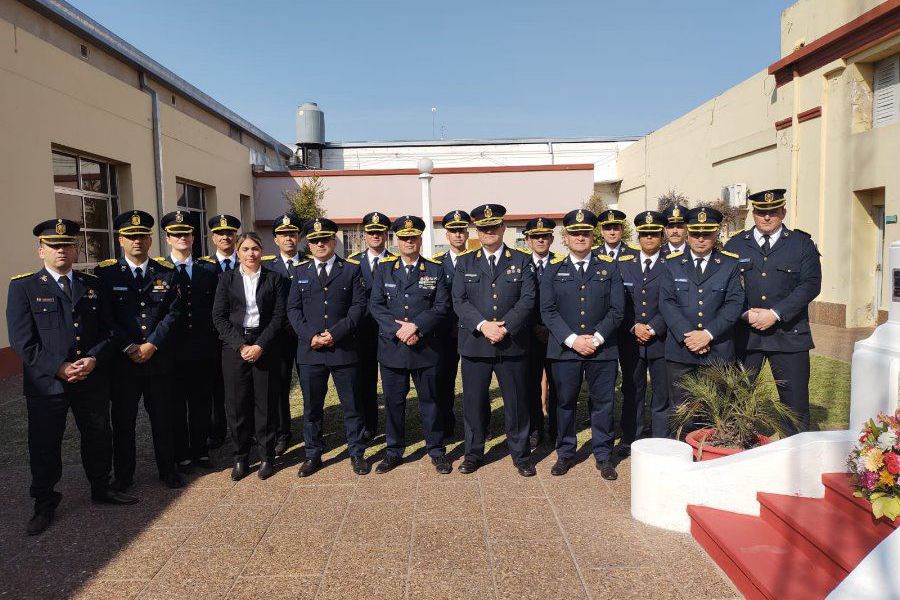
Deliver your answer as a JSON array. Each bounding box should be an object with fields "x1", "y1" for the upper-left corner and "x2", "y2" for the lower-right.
[{"x1": 685, "y1": 428, "x2": 773, "y2": 461}]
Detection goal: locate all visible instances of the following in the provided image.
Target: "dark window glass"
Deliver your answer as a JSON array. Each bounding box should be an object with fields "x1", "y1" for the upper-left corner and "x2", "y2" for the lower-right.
[
  {"x1": 186, "y1": 185, "x2": 203, "y2": 209},
  {"x1": 84, "y1": 232, "x2": 111, "y2": 262},
  {"x1": 52, "y1": 152, "x2": 78, "y2": 190},
  {"x1": 83, "y1": 197, "x2": 109, "y2": 229},
  {"x1": 176, "y1": 182, "x2": 187, "y2": 207},
  {"x1": 55, "y1": 192, "x2": 83, "y2": 225},
  {"x1": 80, "y1": 159, "x2": 108, "y2": 193}
]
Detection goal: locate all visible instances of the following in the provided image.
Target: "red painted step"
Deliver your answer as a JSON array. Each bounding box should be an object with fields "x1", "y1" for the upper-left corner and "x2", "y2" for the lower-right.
[
  {"x1": 822, "y1": 472, "x2": 898, "y2": 533},
  {"x1": 689, "y1": 505, "x2": 841, "y2": 600}
]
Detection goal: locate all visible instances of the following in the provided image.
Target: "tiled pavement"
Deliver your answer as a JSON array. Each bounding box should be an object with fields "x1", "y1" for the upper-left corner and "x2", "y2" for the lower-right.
[{"x1": 0, "y1": 449, "x2": 740, "y2": 600}]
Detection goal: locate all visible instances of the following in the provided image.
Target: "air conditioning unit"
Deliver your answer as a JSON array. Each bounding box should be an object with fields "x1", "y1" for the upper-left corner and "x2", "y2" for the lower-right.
[{"x1": 722, "y1": 183, "x2": 747, "y2": 208}]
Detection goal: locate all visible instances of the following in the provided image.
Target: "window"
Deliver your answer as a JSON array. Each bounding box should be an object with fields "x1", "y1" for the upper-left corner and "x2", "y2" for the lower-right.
[
  {"x1": 874, "y1": 54, "x2": 899, "y2": 128},
  {"x1": 52, "y1": 150, "x2": 118, "y2": 267},
  {"x1": 176, "y1": 181, "x2": 208, "y2": 257}
]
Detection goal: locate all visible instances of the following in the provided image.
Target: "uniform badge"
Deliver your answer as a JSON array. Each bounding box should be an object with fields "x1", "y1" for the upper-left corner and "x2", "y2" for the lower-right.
[
  {"x1": 645, "y1": 213, "x2": 653, "y2": 224},
  {"x1": 40, "y1": 274, "x2": 48, "y2": 282},
  {"x1": 176, "y1": 211, "x2": 184, "y2": 223},
  {"x1": 698, "y1": 210, "x2": 707, "y2": 223},
  {"x1": 484, "y1": 207, "x2": 493, "y2": 218},
  {"x1": 453, "y1": 210, "x2": 461, "y2": 221},
  {"x1": 765, "y1": 192, "x2": 774, "y2": 202},
  {"x1": 576, "y1": 210, "x2": 585, "y2": 223},
  {"x1": 601, "y1": 270, "x2": 607, "y2": 276},
  {"x1": 55, "y1": 220, "x2": 66, "y2": 234},
  {"x1": 714, "y1": 258, "x2": 721, "y2": 264},
  {"x1": 372, "y1": 213, "x2": 380, "y2": 225},
  {"x1": 536, "y1": 218, "x2": 544, "y2": 229},
  {"x1": 219, "y1": 215, "x2": 227, "y2": 228},
  {"x1": 282, "y1": 215, "x2": 290, "y2": 226},
  {"x1": 131, "y1": 213, "x2": 141, "y2": 226},
  {"x1": 314, "y1": 220, "x2": 322, "y2": 232},
  {"x1": 405, "y1": 218, "x2": 413, "y2": 230},
  {"x1": 673, "y1": 207, "x2": 680, "y2": 218},
  {"x1": 86, "y1": 289, "x2": 98, "y2": 299}
]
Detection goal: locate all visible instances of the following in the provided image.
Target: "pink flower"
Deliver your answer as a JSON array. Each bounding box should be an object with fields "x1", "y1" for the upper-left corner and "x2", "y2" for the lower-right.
[
  {"x1": 884, "y1": 452, "x2": 900, "y2": 475},
  {"x1": 861, "y1": 470, "x2": 878, "y2": 491}
]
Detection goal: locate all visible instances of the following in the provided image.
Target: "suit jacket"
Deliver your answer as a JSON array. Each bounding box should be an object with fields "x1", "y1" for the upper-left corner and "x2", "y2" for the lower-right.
[
  {"x1": 593, "y1": 243, "x2": 639, "y2": 262},
  {"x1": 348, "y1": 249, "x2": 397, "y2": 290},
  {"x1": 658, "y1": 250, "x2": 745, "y2": 365},
  {"x1": 168, "y1": 259, "x2": 219, "y2": 362},
  {"x1": 452, "y1": 245, "x2": 537, "y2": 358},
  {"x1": 197, "y1": 254, "x2": 239, "y2": 276},
  {"x1": 540, "y1": 254, "x2": 624, "y2": 361},
  {"x1": 212, "y1": 267, "x2": 285, "y2": 354},
  {"x1": 618, "y1": 253, "x2": 669, "y2": 360},
  {"x1": 368, "y1": 256, "x2": 450, "y2": 369},
  {"x1": 286, "y1": 256, "x2": 367, "y2": 366},
  {"x1": 95, "y1": 257, "x2": 182, "y2": 371},
  {"x1": 724, "y1": 227, "x2": 821, "y2": 352},
  {"x1": 6, "y1": 268, "x2": 114, "y2": 396}
]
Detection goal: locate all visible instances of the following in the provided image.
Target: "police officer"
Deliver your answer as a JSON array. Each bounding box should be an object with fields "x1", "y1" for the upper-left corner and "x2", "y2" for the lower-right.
[
  {"x1": 348, "y1": 211, "x2": 394, "y2": 441},
  {"x1": 198, "y1": 213, "x2": 242, "y2": 449},
  {"x1": 659, "y1": 207, "x2": 745, "y2": 428},
  {"x1": 264, "y1": 213, "x2": 305, "y2": 456},
  {"x1": 617, "y1": 211, "x2": 670, "y2": 450},
  {"x1": 724, "y1": 189, "x2": 821, "y2": 434},
  {"x1": 96, "y1": 211, "x2": 183, "y2": 490},
  {"x1": 452, "y1": 204, "x2": 537, "y2": 477},
  {"x1": 432, "y1": 210, "x2": 471, "y2": 438},
  {"x1": 160, "y1": 210, "x2": 218, "y2": 472},
  {"x1": 287, "y1": 218, "x2": 370, "y2": 476},
  {"x1": 368, "y1": 216, "x2": 452, "y2": 474},
  {"x1": 662, "y1": 203, "x2": 689, "y2": 256},
  {"x1": 541, "y1": 209, "x2": 624, "y2": 479},
  {"x1": 522, "y1": 216, "x2": 562, "y2": 449},
  {"x1": 7, "y1": 219, "x2": 139, "y2": 535},
  {"x1": 594, "y1": 209, "x2": 637, "y2": 260}
]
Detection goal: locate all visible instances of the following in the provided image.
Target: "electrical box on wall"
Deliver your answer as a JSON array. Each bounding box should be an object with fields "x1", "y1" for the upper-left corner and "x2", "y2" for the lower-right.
[{"x1": 722, "y1": 183, "x2": 747, "y2": 208}]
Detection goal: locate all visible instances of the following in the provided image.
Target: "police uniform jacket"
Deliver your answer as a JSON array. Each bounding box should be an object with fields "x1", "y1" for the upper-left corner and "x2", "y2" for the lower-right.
[
  {"x1": 169, "y1": 259, "x2": 218, "y2": 362},
  {"x1": 540, "y1": 254, "x2": 625, "y2": 361},
  {"x1": 368, "y1": 256, "x2": 450, "y2": 369},
  {"x1": 451, "y1": 246, "x2": 536, "y2": 358},
  {"x1": 96, "y1": 257, "x2": 182, "y2": 368},
  {"x1": 7, "y1": 269, "x2": 114, "y2": 397},
  {"x1": 724, "y1": 227, "x2": 821, "y2": 353},
  {"x1": 197, "y1": 255, "x2": 239, "y2": 276},
  {"x1": 593, "y1": 243, "x2": 638, "y2": 262},
  {"x1": 658, "y1": 250, "x2": 745, "y2": 365},
  {"x1": 349, "y1": 249, "x2": 396, "y2": 290},
  {"x1": 286, "y1": 256, "x2": 367, "y2": 366},
  {"x1": 212, "y1": 267, "x2": 285, "y2": 353},
  {"x1": 618, "y1": 253, "x2": 668, "y2": 359}
]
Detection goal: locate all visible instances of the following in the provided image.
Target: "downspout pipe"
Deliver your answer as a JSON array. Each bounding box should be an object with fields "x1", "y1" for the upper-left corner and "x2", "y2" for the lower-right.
[{"x1": 139, "y1": 71, "x2": 166, "y2": 244}]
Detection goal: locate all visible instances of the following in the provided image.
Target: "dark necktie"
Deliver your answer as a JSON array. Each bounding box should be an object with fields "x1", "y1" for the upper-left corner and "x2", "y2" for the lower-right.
[
  {"x1": 762, "y1": 234, "x2": 771, "y2": 255},
  {"x1": 694, "y1": 257, "x2": 704, "y2": 279},
  {"x1": 643, "y1": 258, "x2": 652, "y2": 274},
  {"x1": 176, "y1": 264, "x2": 190, "y2": 287},
  {"x1": 222, "y1": 258, "x2": 232, "y2": 272},
  {"x1": 537, "y1": 260, "x2": 544, "y2": 277},
  {"x1": 134, "y1": 266, "x2": 144, "y2": 288},
  {"x1": 59, "y1": 275, "x2": 72, "y2": 301},
  {"x1": 372, "y1": 256, "x2": 380, "y2": 270},
  {"x1": 608, "y1": 249, "x2": 615, "y2": 258},
  {"x1": 406, "y1": 264, "x2": 415, "y2": 280},
  {"x1": 576, "y1": 260, "x2": 586, "y2": 278},
  {"x1": 318, "y1": 262, "x2": 328, "y2": 287},
  {"x1": 488, "y1": 255, "x2": 496, "y2": 276}
]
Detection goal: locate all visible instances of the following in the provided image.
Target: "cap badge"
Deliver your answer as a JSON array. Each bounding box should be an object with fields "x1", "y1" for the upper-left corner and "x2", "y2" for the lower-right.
[
  {"x1": 404, "y1": 218, "x2": 413, "y2": 230},
  {"x1": 131, "y1": 213, "x2": 141, "y2": 226},
  {"x1": 645, "y1": 213, "x2": 653, "y2": 224},
  {"x1": 698, "y1": 210, "x2": 707, "y2": 223},
  {"x1": 673, "y1": 208, "x2": 680, "y2": 218},
  {"x1": 55, "y1": 220, "x2": 66, "y2": 235},
  {"x1": 453, "y1": 210, "x2": 461, "y2": 221},
  {"x1": 536, "y1": 218, "x2": 544, "y2": 229},
  {"x1": 176, "y1": 212, "x2": 184, "y2": 223},
  {"x1": 484, "y1": 206, "x2": 493, "y2": 219},
  {"x1": 219, "y1": 215, "x2": 227, "y2": 228},
  {"x1": 282, "y1": 215, "x2": 290, "y2": 226},
  {"x1": 313, "y1": 220, "x2": 322, "y2": 232},
  {"x1": 765, "y1": 192, "x2": 774, "y2": 202},
  {"x1": 372, "y1": 214, "x2": 380, "y2": 225},
  {"x1": 575, "y1": 210, "x2": 584, "y2": 223}
]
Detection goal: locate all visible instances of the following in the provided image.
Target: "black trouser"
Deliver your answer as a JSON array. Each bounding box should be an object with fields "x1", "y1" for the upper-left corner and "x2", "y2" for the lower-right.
[
  {"x1": 620, "y1": 350, "x2": 670, "y2": 441},
  {"x1": 298, "y1": 363, "x2": 366, "y2": 459},
  {"x1": 526, "y1": 337, "x2": 556, "y2": 439},
  {"x1": 172, "y1": 357, "x2": 214, "y2": 462},
  {"x1": 743, "y1": 350, "x2": 810, "y2": 435},
  {"x1": 210, "y1": 341, "x2": 227, "y2": 441},
  {"x1": 460, "y1": 356, "x2": 530, "y2": 465},
  {"x1": 666, "y1": 360, "x2": 699, "y2": 438},
  {"x1": 111, "y1": 362, "x2": 176, "y2": 482},
  {"x1": 358, "y1": 319, "x2": 380, "y2": 436},
  {"x1": 381, "y1": 364, "x2": 446, "y2": 459},
  {"x1": 436, "y1": 327, "x2": 460, "y2": 437},
  {"x1": 551, "y1": 359, "x2": 617, "y2": 461},
  {"x1": 276, "y1": 331, "x2": 298, "y2": 442},
  {"x1": 27, "y1": 385, "x2": 112, "y2": 512},
  {"x1": 221, "y1": 330, "x2": 280, "y2": 460}
]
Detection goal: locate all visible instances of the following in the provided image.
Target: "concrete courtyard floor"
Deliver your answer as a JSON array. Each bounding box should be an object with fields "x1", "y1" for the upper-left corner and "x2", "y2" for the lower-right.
[{"x1": 0, "y1": 373, "x2": 744, "y2": 600}]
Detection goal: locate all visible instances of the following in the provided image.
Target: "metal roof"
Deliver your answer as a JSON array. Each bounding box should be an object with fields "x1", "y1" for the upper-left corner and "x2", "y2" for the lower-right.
[
  {"x1": 324, "y1": 136, "x2": 641, "y2": 149},
  {"x1": 22, "y1": 0, "x2": 293, "y2": 157}
]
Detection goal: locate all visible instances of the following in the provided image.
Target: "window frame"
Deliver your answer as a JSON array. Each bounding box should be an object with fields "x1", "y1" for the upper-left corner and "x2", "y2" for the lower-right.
[{"x1": 175, "y1": 180, "x2": 209, "y2": 257}]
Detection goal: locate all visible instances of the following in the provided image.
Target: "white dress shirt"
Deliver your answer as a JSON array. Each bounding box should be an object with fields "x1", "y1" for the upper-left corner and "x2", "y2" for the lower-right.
[
  {"x1": 603, "y1": 243, "x2": 621, "y2": 257},
  {"x1": 667, "y1": 243, "x2": 685, "y2": 254},
  {"x1": 753, "y1": 226, "x2": 783, "y2": 247},
  {"x1": 123, "y1": 256, "x2": 150, "y2": 278},
  {"x1": 216, "y1": 251, "x2": 237, "y2": 271},
  {"x1": 366, "y1": 248, "x2": 387, "y2": 271},
  {"x1": 239, "y1": 266, "x2": 261, "y2": 328},
  {"x1": 689, "y1": 251, "x2": 715, "y2": 339},
  {"x1": 448, "y1": 249, "x2": 461, "y2": 268},
  {"x1": 313, "y1": 254, "x2": 337, "y2": 277},
  {"x1": 170, "y1": 254, "x2": 193, "y2": 279},
  {"x1": 640, "y1": 251, "x2": 660, "y2": 272},
  {"x1": 563, "y1": 254, "x2": 605, "y2": 349},
  {"x1": 475, "y1": 245, "x2": 506, "y2": 332},
  {"x1": 281, "y1": 253, "x2": 301, "y2": 271},
  {"x1": 45, "y1": 266, "x2": 74, "y2": 291},
  {"x1": 532, "y1": 253, "x2": 550, "y2": 271}
]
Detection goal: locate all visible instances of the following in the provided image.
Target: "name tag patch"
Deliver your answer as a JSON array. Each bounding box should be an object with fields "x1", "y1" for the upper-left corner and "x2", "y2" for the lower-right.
[
  {"x1": 384, "y1": 283, "x2": 397, "y2": 288},
  {"x1": 36, "y1": 297, "x2": 55, "y2": 303},
  {"x1": 113, "y1": 286, "x2": 129, "y2": 291},
  {"x1": 297, "y1": 279, "x2": 309, "y2": 284},
  {"x1": 623, "y1": 282, "x2": 634, "y2": 287},
  {"x1": 674, "y1": 278, "x2": 688, "y2": 283}
]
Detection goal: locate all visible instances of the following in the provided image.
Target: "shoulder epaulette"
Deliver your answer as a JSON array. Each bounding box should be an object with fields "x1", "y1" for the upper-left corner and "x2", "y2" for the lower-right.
[
  {"x1": 552, "y1": 252, "x2": 566, "y2": 260},
  {"x1": 550, "y1": 256, "x2": 566, "y2": 265},
  {"x1": 10, "y1": 272, "x2": 32, "y2": 280},
  {"x1": 719, "y1": 250, "x2": 739, "y2": 259},
  {"x1": 515, "y1": 247, "x2": 532, "y2": 254},
  {"x1": 457, "y1": 248, "x2": 475, "y2": 257},
  {"x1": 432, "y1": 251, "x2": 447, "y2": 259},
  {"x1": 597, "y1": 254, "x2": 614, "y2": 263},
  {"x1": 422, "y1": 256, "x2": 441, "y2": 265},
  {"x1": 152, "y1": 257, "x2": 174, "y2": 269},
  {"x1": 198, "y1": 256, "x2": 217, "y2": 264},
  {"x1": 627, "y1": 243, "x2": 641, "y2": 251},
  {"x1": 97, "y1": 259, "x2": 117, "y2": 268},
  {"x1": 347, "y1": 251, "x2": 361, "y2": 260},
  {"x1": 667, "y1": 251, "x2": 684, "y2": 259},
  {"x1": 386, "y1": 250, "x2": 398, "y2": 257},
  {"x1": 794, "y1": 228, "x2": 812, "y2": 237},
  {"x1": 262, "y1": 255, "x2": 276, "y2": 261},
  {"x1": 590, "y1": 244, "x2": 600, "y2": 250},
  {"x1": 619, "y1": 254, "x2": 635, "y2": 262},
  {"x1": 297, "y1": 259, "x2": 310, "y2": 267},
  {"x1": 379, "y1": 255, "x2": 399, "y2": 262},
  {"x1": 77, "y1": 271, "x2": 98, "y2": 279},
  {"x1": 345, "y1": 258, "x2": 360, "y2": 265}
]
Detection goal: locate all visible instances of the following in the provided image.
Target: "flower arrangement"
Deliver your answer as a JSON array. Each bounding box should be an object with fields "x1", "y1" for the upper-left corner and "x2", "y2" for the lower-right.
[{"x1": 847, "y1": 409, "x2": 900, "y2": 521}]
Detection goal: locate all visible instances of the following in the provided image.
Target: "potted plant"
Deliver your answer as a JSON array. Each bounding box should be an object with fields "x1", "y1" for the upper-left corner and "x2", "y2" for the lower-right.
[
  {"x1": 847, "y1": 409, "x2": 900, "y2": 521},
  {"x1": 671, "y1": 363, "x2": 799, "y2": 461}
]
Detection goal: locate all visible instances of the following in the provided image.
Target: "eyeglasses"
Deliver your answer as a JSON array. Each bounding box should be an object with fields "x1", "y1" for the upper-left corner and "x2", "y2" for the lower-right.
[{"x1": 168, "y1": 232, "x2": 192, "y2": 239}]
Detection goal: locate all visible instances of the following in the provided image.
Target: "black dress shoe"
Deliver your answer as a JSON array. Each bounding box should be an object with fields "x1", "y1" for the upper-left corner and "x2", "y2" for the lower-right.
[
  {"x1": 257, "y1": 460, "x2": 276, "y2": 480},
  {"x1": 231, "y1": 459, "x2": 249, "y2": 481},
  {"x1": 375, "y1": 455, "x2": 402, "y2": 474},
  {"x1": 207, "y1": 436, "x2": 225, "y2": 450},
  {"x1": 516, "y1": 461, "x2": 537, "y2": 477},
  {"x1": 110, "y1": 478, "x2": 133, "y2": 493},
  {"x1": 550, "y1": 458, "x2": 573, "y2": 476},
  {"x1": 458, "y1": 459, "x2": 481, "y2": 475},
  {"x1": 361, "y1": 428, "x2": 375, "y2": 444},
  {"x1": 616, "y1": 444, "x2": 632, "y2": 459},
  {"x1": 597, "y1": 459, "x2": 618, "y2": 481},
  {"x1": 92, "y1": 489, "x2": 140, "y2": 505},
  {"x1": 298, "y1": 457, "x2": 322, "y2": 477},
  {"x1": 26, "y1": 509, "x2": 54, "y2": 536},
  {"x1": 194, "y1": 456, "x2": 215, "y2": 470},
  {"x1": 274, "y1": 438, "x2": 289, "y2": 457},
  {"x1": 431, "y1": 455, "x2": 452, "y2": 475},
  {"x1": 528, "y1": 430, "x2": 541, "y2": 450},
  {"x1": 176, "y1": 460, "x2": 194, "y2": 475},
  {"x1": 351, "y1": 456, "x2": 371, "y2": 475},
  {"x1": 161, "y1": 472, "x2": 186, "y2": 489}
]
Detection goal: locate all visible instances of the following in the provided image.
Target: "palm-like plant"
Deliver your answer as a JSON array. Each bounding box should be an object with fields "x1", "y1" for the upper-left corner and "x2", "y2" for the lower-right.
[{"x1": 671, "y1": 362, "x2": 799, "y2": 449}]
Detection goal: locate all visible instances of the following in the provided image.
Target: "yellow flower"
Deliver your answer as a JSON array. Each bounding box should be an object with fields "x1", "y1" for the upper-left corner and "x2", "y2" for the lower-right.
[
  {"x1": 879, "y1": 470, "x2": 896, "y2": 487},
  {"x1": 865, "y1": 448, "x2": 885, "y2": 472}
]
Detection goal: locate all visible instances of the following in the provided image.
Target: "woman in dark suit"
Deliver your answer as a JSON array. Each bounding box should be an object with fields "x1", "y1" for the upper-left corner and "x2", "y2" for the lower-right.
[{"x1": 212, "y1": 232, "x2": 286, "y2": 480}]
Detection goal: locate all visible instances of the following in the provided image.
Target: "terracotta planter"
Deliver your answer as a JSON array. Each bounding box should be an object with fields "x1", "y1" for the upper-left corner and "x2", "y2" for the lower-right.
[{"x1": 685, "y1": 428, "x2": 773, "y2": 461}]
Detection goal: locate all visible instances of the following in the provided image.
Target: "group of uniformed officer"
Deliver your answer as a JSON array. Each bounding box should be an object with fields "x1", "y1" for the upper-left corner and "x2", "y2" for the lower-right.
[{"x1": 8, "y1": 186, "x2": 821, "y2": 534}]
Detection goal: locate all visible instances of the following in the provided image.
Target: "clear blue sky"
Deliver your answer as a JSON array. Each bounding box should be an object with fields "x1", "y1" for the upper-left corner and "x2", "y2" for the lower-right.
[{"x1": 69, "y1": 0, "x2": 791, "y2": 144}]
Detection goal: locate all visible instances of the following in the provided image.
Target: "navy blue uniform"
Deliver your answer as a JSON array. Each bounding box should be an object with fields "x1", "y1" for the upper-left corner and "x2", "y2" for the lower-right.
[
  {"x1": 264, "y1": 254, "x2": 303, "y2": 445},
  {"x1": 433, "y1": 250, "x2": 461, "y2": 436},
  {"x1": 96, "y1": 257, "x2": 182, "y2": 484},
  {"x1": 725, "y1": 227, "x2": 822, "y2": 433},
  {"x1": 7, "y1": 268, "x2": 115, "y2": 512},
  {"x1": 452, "y1": 245, "x2": 536, "y2": 465},
  {"x1": 369, "y1": 256, "x2": 450, "y2": 458},
  {"x1": 618, "y1": 253, "x2": 670, "y2": 440},
  {"x1": 286, "y1": 256, "x2": 367, "y2": 459},
  {"x1": 540, "y1": 254, "x2": 624, "y2": 461},
  {"x1": 526, "y1": 252, "x2": 562, "y2": 442}
]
